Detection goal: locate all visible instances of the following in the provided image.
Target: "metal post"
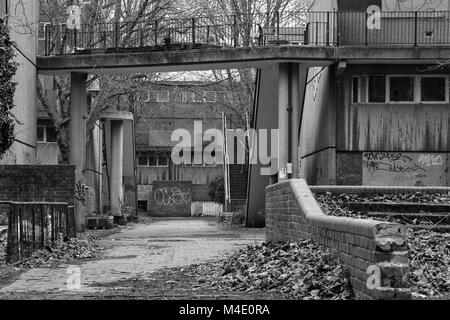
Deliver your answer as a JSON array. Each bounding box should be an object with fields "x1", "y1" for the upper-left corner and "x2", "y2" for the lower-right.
[
  {"x1": 114, "y1": 22, "x2": 119, "y2": 48},
  {"x1": 233, "y1": 15, "x2": 238, "y2": 47},
  {"x1": 192, "y1": 18, "x2": 196, "y2": 44},
  {"x1": 414, "y1": 11, "x2": 418, "y2": 46},
  {"x1": 276, "y1": 11, "x2": 280, "y2": 43},
  {"x1": 326, "y1": 12, "x2": 330, "y2": 45},
  {"x1": 365, "y1": 12, "x2": 368, "y2": 46},
  {"x1": 154, "y1": 20, "x2": 158, "y2": 46},
  {"x1": 74, "y1": 28, "x2": 78, "y2": 52}
]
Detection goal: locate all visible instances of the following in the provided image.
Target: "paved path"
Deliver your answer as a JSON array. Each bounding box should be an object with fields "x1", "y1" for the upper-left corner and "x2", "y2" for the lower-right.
[{"x1": 0, "y1": 218, "x2": 264, "y2": 299}]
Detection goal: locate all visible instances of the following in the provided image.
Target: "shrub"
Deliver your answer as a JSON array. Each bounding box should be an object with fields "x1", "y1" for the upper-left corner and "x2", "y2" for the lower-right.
[
  {"x1": 0, "y1": 19, "x2": 17, "y2": 157},
  {"x1": 208, "y1": 175, "x2": 225, "y2": 204}
]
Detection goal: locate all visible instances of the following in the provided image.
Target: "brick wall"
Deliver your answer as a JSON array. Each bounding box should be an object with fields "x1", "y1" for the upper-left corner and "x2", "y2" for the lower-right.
[
  {"x1": 0, "y1": 165, "x2": 75, "y2": 204},
  {"x1": 266, "y1": 179, "x2": 411, "y2": 300},
  {"x1": 336, "y1": 152, "x2": 362, "y2": 185}
]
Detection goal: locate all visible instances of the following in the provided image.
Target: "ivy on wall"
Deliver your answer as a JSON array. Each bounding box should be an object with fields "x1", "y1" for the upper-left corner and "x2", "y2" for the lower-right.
[{"x1": 0, "y1": 18, "x2": 17, "y2": 157}]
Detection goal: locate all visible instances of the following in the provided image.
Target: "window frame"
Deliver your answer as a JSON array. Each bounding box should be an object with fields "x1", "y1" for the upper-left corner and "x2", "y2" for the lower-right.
[
  {"x1": 387, "y1": 75, "x2": 417, "y2": 103},
  {"x1": 354, "y1": 74, "x2": 450, "y2": 105},
  {"x1": 136, "y1": 151, "x2": 170, "y2": 168},
  {"x1": 352, "y1": 76, "x2": 360, "y2": 104},
  {"x1": 204, "y1": 91, "x2": 217, "y2": 103},
  {"x1": 156, "y1": 90, "x2": 170, "y2": 103},
  {"x1": 419, "y1": 75, "x2": 449, "y2": 103},
  {"x1": 192, "y1": 91, "x2": 205, "y2": 103}
]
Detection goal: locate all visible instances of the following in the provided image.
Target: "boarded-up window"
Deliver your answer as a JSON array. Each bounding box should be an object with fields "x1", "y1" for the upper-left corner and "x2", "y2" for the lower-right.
[
  {"x1": 368, "y1": 76, "x2": 386, "y2": 103},
  {"x1": 421, "y1": 77, "x2": 446, "y2": 102}
]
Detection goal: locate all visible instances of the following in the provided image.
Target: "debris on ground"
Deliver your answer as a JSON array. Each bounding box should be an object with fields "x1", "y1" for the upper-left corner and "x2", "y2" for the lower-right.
[
  {"x1": 11, "y1": 233, "x2": 103, "y2": 269},
  {"x1": 316, "y1": 192, "x2": 450, "y2": 299},
  {"x1": 210, "y1": 241, "x2": 354, "y2": 300}
]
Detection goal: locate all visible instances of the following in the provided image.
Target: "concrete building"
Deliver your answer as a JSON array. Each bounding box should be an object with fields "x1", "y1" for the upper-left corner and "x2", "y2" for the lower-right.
[
  {"x1": 134, "y1": 81, "x2": 248, "y2": 217},
  {"x1": 0, "y1": 0, "x2": 39, "y2": 165}
]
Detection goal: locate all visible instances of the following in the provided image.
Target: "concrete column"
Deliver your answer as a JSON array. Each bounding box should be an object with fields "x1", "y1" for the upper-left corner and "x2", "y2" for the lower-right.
[
  {"x1": 92, "y1": 121, "x2": 102, "y2": 213},
  {"x1": 5, "y1": 0, "x2": 39, "y2": 164},
  {"x1": 290, "y1": 64, "x2": 300, "y2": 179},
  {"x1": 70, "y1": 72, "x2": 87, "y2": 232},
  {"x1": 110, "y1": 120, "x2": 124, "y2": 217},
  {"x1": 278, "y1": 63, "x2": 290, "y2": 181}
]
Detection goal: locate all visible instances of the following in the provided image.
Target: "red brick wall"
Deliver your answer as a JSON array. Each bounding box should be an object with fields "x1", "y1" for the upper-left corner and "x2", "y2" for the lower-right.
[
  {"x1": 0, "y1": 165, "x2": 75, "y2": 204},
  {"x1": 266, "y1": 179, "x2": 411, "y2": 300}
]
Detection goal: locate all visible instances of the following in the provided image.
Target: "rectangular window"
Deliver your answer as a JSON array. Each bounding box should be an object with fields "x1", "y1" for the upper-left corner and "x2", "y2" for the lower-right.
[
  {"x1": 156, "y1": 90, "x2": 169, "y2": 102},
  {"x1": 157, "y1": 153, "x2": 169, "y2": 166},
  {"x1": 180, "y1": 91, "x2": 189, "y2": 103},
  {"x1": 421, "y1": 77, "x2": 446, "y2": 102},
  {"x1": 389, "y1": 76, "x2": 415, "y2": 102},
  {"x1": 204, "y1": 91, "x2": 217, "y2": 103},
  {"x1": 46, "y1": 127, "x2": 58, "y2": 143},
  {"x1": 368, "y1": 76, "x2": 386, "y2": 103},
  {"x1": 148, "y1": 153, "x2": 157, "y2": 166},
  {"x1": 37, "y1": 126, "x2": 45, "y2": 142},
  {"x1": 137, "y1": 154, "x2": 148, "y2": 166},
  {"x1": 192, "y1": 92, "x2": 204, "y2": 103},
  {"x1": 352, "y1": 77, "x2": 359, "y2": 103}
]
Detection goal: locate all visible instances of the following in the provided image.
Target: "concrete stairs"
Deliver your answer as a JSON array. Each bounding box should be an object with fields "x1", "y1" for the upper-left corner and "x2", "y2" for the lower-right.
[{"x1": 343, "y1": 202, "x2": 450, "y2": 232}]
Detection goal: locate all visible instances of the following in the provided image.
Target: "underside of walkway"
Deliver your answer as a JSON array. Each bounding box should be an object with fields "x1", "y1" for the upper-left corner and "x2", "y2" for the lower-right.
[{"x1": 37, "y1": 45, "x2": 450, "y2": 74}]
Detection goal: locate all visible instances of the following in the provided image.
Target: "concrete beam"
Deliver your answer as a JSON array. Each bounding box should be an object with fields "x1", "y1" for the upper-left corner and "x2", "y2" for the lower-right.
[
  {"x1": 37, "y1": 46, "x2": 336, "y2": 75},
  {"x1": 38, "y1": 46, "x2": 450, "y2": 75}
]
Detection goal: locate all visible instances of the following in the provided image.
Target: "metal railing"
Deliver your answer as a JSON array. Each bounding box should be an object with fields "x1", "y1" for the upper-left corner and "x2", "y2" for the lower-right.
[
  {"x1": 0, "y1": 201, "x2": 76, "y2": 263},
  {"x1": 38, "y1": 10, "x2": 450, "y2": 56}
]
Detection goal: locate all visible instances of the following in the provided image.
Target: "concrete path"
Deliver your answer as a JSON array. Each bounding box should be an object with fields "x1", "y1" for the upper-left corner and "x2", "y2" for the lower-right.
[{"x1": 0, "y1": 218, "x2": 264, "y2": 299}]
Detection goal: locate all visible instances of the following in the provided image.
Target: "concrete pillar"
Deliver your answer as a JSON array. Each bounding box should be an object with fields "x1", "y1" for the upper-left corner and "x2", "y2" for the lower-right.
[
  {"x1": 290, "y1": 64, "x2": 300, "y2": 179},
  {"x1": 278, "y1": 63, "x2": 290, "y2": 181},
  {"x1": 4, "y1": 0, "x2": 39, "y2": 164},
  {"x1": 70, "y1": 72, "x2": 87, "y2": 232},
  {"x1": 110, "y1": 120, "x2": 124, "y2": 216},
  {"x1": 92, "y1": 121, "x2": 102, "y2": 213}
]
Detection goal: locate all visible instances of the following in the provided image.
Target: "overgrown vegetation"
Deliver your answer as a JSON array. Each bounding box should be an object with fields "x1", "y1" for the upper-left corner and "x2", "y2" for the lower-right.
[
  {"x1": 208, "y1": 175, "x2": 225, "y2": 204},
  {"x1": 0, "y1": 18, "x2": 17, "y2": 157}
]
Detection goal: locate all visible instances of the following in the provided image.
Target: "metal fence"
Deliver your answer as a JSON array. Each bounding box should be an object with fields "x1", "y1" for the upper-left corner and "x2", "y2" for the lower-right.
[
  {"x1": 38, "y1": 10, "x2": 450, "y2": 56},
  {"x1": 0, "y1": 202, "x2": 76, "y2": 263}
]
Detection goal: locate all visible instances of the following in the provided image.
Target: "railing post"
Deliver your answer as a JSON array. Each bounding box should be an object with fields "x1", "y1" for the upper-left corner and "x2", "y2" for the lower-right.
[
  {"x1": 336, "y1": 10, "x2": 340, "y2": 46},
  {"x1": 304, "y1": 23, "x2": 309, "y2": 45},
  {"x1": 276, "y1": 11, "x2": 280, "y2": 43},
  {"x1": 45, "y1": 26, "x2": 49, "y2": 56},
  {"x1": 365, "y1": 11, "x2": 368, "y2": 46},
  {"x1": 114, "y1": 22, "x2": 119, "y2": 48},
  {"x1": 73, "y1": 28, "x2": 78, "y2": 52},
  {"x1": 154, "y1": 20, "x2": 158, "y2": 46},
  {"x1": 326, "y1": 12, "x2": 330, "y2": 46},
  {"x1": 414, "y1": 11, "x2": 418, "y2": 46},
  {"x1": 233, "y1": 15, "x2": 238, "y2": 47},
  {"x1": 192, "y1": 18, "x2": 196, "y2": 44}
]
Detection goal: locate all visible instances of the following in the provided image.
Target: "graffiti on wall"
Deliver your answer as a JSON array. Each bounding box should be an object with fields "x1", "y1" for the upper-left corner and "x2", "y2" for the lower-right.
[
  {"x1": 362, "y1": 152, "x2": 448, "y2": 186},
  {"x1": 382, "y1": 0, "x2": 449, "y2": 11},
  {"x1": 150, "y1": 181, "x2": 192, "y2": 217},
  {"x1": 154, "y1": 187, "x2": 192, "y2": 206}
]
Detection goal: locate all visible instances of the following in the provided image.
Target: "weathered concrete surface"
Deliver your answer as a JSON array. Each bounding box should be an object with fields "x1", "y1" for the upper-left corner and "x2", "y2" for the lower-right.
[
  {"x1": 37, "y1": 45, "x2": 450, "y2": 75},
  {"x1": 0, "y1": 218, "x2": 264, "y2": 299},
  {"x1": 37, "y1": 46, "x2": 336, "y2": 74}
]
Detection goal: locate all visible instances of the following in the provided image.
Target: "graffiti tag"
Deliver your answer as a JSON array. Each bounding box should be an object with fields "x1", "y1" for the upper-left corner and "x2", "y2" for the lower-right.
[
  {"x1": 154, "y1": 187, "x2": 192, "y2": 206},
  {"x1": 418, "y1": 154, "x2": 444, "y2": 167}
]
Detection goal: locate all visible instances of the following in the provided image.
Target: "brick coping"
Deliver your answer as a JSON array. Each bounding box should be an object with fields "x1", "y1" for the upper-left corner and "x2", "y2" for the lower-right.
[{"x1": 310, "y1": 185, "x2": 450, "y2": 194}]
